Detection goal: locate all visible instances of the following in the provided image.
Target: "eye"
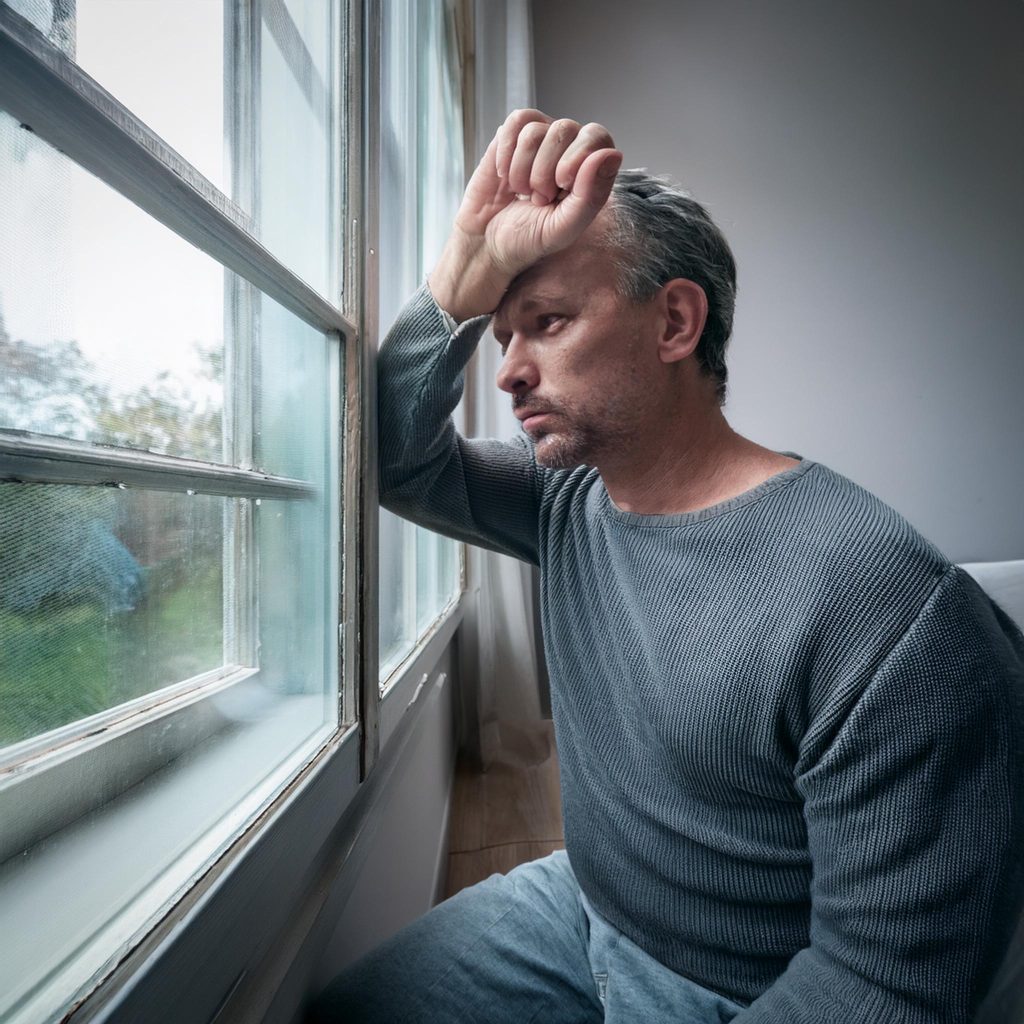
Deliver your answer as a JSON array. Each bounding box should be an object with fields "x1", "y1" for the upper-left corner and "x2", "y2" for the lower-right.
[{"x1": 538, "y1": 314, "x2": 565, "y2": 332}]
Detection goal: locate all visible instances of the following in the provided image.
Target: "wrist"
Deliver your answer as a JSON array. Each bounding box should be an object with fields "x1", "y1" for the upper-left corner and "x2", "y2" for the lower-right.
[{"x1": 428, "y1": 226, "x2": 512, "y2": 323}]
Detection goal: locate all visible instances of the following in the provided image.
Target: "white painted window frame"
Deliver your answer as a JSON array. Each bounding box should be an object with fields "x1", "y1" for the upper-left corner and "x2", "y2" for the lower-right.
[{"x1": 0, "y1": 0, "x2": 471, "y2": 1017}]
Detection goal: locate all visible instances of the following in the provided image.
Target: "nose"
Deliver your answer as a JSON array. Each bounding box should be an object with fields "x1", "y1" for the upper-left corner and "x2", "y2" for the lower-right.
[{"x1": 495, "y1": 336, "x2": 539, "y2": 395}]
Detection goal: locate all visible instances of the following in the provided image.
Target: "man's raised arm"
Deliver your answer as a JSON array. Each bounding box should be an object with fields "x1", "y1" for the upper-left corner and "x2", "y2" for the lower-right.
[
  {"x1": 428, "y1": 109, "x2": 622, "y2": 322},
  {"x1": 377, "y1": 111, "x2": 621, "y2": 563}
]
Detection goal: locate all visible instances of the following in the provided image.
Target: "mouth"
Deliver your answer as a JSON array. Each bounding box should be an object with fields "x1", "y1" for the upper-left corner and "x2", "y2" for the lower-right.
[
  {"x1": 521, "y1": 412, "x2": 553, "y2": 432},
  {"x1": 515, "y1": 407, "x2": 555, "y2": 433}
]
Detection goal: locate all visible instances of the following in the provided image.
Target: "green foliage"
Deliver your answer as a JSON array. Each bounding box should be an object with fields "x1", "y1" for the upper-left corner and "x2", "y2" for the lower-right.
[
  {"x1": 0, "y1": 323, "x2": 227, "y2": 747},
  {"x1": 0, "y1": 566, "x2": 223, "y2": 746}
]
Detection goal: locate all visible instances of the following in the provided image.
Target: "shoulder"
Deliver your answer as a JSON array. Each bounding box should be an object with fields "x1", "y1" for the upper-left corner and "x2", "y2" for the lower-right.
[
  {"x1": 771, "y1": 463, "x2": 1024, "y2": 754},
  {"x1": 767, "y1": 461, "x2": 950, "y2": 607}
]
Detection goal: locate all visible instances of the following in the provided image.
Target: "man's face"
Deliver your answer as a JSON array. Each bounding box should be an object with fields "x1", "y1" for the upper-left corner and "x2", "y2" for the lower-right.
[{"x1": 491, "y1": 217, "x2": 662, "y2": 470}]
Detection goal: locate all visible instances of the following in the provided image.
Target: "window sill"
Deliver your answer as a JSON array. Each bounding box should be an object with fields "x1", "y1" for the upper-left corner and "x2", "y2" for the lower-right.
[{"x1": 0, "y1": 692, "x2": 351, "y2": 1024}]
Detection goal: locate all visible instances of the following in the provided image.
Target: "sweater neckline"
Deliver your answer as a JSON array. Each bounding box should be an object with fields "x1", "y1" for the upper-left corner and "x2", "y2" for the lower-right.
[{"x1": 597, "y1": 454, "x2": 815, "y2": 529}]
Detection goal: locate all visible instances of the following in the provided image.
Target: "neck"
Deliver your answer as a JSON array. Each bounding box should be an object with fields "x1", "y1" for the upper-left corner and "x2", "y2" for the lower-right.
[{"x1": 599, "y1": 404, "x2": 798, "y2": 515}]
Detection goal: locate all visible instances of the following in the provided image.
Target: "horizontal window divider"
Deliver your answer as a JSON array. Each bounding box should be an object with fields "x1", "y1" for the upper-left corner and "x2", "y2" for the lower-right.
[
  {"x1": 0, "y1": 431, "x2": 315, "y2": 499},
  {"x1": 0, "y1": 3, "x2": 356, "y2": 341}
]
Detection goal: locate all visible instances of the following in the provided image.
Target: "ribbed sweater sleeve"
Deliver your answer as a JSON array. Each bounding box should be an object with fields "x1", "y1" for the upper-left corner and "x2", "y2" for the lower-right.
[
  {"x1": 738, "y1": 567, "x2": 1024, "y2": 1022},
  {"x1": 377, "y1": 285, "x2": 544, "y2": 565}
]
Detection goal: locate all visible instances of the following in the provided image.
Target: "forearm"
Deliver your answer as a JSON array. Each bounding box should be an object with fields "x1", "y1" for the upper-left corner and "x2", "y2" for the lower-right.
[{"x1": 377, "y1": 286, "x2": 543, "y2": 564}]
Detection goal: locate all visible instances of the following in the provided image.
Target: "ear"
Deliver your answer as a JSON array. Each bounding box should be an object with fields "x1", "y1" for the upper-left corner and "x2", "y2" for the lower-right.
[{"x1": 657, "y1": 279, "x2": 708, "y2": 364}]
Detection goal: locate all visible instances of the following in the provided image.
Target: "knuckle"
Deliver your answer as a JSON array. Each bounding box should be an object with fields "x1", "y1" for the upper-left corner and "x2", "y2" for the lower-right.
[
  {"x1": 550, "y1": 117, "x2": 581, "y2": 140},
  {"x1": 520, "y1": 121, "x2": 549, "y2": 144},
  {"x1": 581, "y1": 121, "x2": 613, "y2": 143}
]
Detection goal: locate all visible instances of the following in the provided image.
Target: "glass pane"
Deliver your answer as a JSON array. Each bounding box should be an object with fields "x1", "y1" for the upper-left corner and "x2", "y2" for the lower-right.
[
  {"x1": 0, "y1": 484, "x2": 224, "y2": 747},
  {"x1": 0, "y1": 112, "x2": 226, "y2": 462},
  {"x1": 255, "y1": 292, "x2": 334, "y2": 482},
  {"x1": 415, "y1": 527, "x2": 438, "y2": 633},
  {"x1": 9, "y1": 0, "x2": 226, "y2": 193},
  {"x1": 74, "y1": 0, "x2": 227, "y2": 193},
  {"x1": 378, "y1": 509, "x2": 414, "y2": 677},
  {"x1": 0, "y1": 483, "x2": 337, "y2": 1022},
  {"x1": 0, "y1": 541, "x2": 335, "y2": 1024},
  {"x1": 6, "y1": 0, "x2": 339, "y2": 297},
  {"x1": 376, "y1": 0, "x2": 464, "y2": 679},
  {"x1": 260, "y1": 0, "x2": 336, "y2": 296},
  {"x1": 417, "y1": 1, "x2": 464, "y2": 275},
  {"x1": 436, "y1": 531, "x2": 459, "y2": 612},
  {"x1": 0, "y1": 111, "x2": 337, "y2": 480},
  {"x1": 258, "y1": 495, "x2": 333, "y2": 698}
]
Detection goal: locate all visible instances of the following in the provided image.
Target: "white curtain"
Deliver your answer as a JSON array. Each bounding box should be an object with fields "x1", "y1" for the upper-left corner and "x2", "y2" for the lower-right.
[{"x1": 457, "y1": 0, "x2": 552, "y2": 770}]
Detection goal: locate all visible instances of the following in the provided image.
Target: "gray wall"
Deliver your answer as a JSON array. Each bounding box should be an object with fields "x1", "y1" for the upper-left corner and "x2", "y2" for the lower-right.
[{"x1": 533, "y1": 0, "x2": 1023, "y2": 562}]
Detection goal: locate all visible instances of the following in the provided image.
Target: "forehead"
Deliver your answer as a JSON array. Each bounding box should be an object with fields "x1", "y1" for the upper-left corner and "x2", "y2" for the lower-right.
[{"x1": 493, "y1": 213, "x2": 620, "y2": 325}]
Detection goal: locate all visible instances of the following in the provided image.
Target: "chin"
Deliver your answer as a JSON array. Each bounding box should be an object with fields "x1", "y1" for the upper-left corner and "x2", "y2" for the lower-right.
[{"x1": 533, "y1": 433, "x2": 590, "y2": 470}]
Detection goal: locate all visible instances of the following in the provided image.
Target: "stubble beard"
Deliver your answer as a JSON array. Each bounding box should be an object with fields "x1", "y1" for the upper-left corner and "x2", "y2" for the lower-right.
[
  {"x1": 529, "y1": 404, "x2": 637, "y2": 471},
  {"x1": 532, "y1": 425, "x2": 593, "y2": 469}
]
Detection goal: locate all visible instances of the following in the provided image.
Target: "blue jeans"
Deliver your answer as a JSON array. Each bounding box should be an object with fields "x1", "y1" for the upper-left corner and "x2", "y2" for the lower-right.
[{"x1": 308, "y1": 851, "x2": 744, "y2": 1023}]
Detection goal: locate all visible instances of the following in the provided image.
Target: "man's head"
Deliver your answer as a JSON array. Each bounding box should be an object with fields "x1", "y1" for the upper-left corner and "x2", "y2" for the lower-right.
[
  {"x1": 605, "y1": 170, "x2": 737, "y2": 405},
  {"x1": 492, "y1": 172, "x2": 737, "y2": 471}
]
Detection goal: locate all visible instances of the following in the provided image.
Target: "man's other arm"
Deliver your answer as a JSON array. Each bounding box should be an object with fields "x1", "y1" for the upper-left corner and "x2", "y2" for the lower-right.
[{"x1": 737, "y1": 566, "x2": 1024, "y2": 1023}]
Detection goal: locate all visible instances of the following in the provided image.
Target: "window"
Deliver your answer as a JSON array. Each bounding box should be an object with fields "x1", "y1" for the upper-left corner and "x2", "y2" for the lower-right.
[
  {"x1": 377, "y1": 0, "x2": 465, "y2": 685},
  {"x1": 0, "y1": 2, "x2": 352, "y2": 1020}
]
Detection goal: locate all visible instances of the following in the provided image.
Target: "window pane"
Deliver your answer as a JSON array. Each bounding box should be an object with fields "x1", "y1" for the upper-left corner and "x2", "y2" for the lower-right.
[
  {"x1": 0, "y1": 487, "x2": 337, "y2": 1022},
  {"x1": 436, "y1": 526, "x2": 459, "y2": 611},
  {"x1": 260, "y1": 0, "x2": 337, "y2": 297},
  {"x1": 0, "y1": 483, "x2": 225, "y2": 746},
  {"x1": 378, "y1": 509, "x2": 415, "y2": 677},
  {"x1": 0, "y1": 111, "x2": 337, "y2": 481},
  {"x1": 377, "y1": 0, "x2": 463, "y2": 682},
  {"x1": 6, "y1": 0, "x2": 340, "y2": 297},
  {"x1": 256, "y1": 292, "x2": 335, "y2": 483},
  {"x1": 415, "y1": 527, "x2": 439, "y2": 633},
  {"x1": 0, "y1": 111, "x2": 225, "y2": 462},
  {"x1": 74, "y1": 0, "x2": 227, "y2": 193}
]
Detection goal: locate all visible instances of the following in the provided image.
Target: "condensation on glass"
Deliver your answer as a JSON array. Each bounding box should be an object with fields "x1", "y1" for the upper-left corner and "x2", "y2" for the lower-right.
[{"x1": 0, "y1": 484, "x2": 225, "y2": 746}]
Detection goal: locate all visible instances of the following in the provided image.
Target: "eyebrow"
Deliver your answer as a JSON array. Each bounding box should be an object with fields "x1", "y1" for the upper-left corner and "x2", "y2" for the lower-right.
[
  {"x1": 493, "y1": 292, "x2": 572, "y2": 332},
  {"x1": 516, "y1": 292, "x2": 570, "y2": 310}
]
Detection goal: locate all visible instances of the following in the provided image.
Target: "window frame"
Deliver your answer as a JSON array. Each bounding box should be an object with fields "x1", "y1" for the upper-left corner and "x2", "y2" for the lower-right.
[
  {"x1": 0, "y1": 0, "x2": 470, "y2": 1017},
  {"x1": 0, "y1": 0, "x2": 361, "y2": 1004}
]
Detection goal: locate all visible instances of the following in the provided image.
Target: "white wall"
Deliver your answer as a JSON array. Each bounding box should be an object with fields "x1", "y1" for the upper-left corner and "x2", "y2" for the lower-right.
[{"x1": 533, "y1": 0, "x2": 1023, "y2": 562}]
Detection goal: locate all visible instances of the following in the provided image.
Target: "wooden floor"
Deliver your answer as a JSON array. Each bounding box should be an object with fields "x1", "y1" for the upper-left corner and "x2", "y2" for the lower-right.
[{"x1": 443, "y1": 722, "x2": 565, "y2": 899}]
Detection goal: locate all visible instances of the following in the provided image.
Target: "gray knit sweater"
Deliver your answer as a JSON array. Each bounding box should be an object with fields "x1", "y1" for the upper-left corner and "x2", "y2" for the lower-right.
[{"x1": 379, "y1": 285, "x2": 1024, "y2": 1022}]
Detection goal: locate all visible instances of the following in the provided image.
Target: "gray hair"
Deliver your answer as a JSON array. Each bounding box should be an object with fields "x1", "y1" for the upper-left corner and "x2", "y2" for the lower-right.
[{"x1": 606, "y1": 170, "x2": 737, "y2": 404}]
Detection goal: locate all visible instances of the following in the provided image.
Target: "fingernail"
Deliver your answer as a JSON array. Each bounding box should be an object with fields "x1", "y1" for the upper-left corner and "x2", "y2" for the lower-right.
[
  {"x1": 531, "y1": 191, "x2": 549, "y2": 206},
  {"x1": 598, "y1": 158, "x2": 619, "y2": 180}
]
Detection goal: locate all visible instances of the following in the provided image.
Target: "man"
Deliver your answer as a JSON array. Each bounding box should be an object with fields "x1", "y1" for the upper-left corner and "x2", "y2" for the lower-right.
[{"x1": 311, "y1": 111, "x2": 1024, "y2": 1022}]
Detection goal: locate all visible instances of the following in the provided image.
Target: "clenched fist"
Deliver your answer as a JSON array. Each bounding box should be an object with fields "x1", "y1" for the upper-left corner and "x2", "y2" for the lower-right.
[{"x1": 429, "y1": 110, "x2": 622, "y2": 322}]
